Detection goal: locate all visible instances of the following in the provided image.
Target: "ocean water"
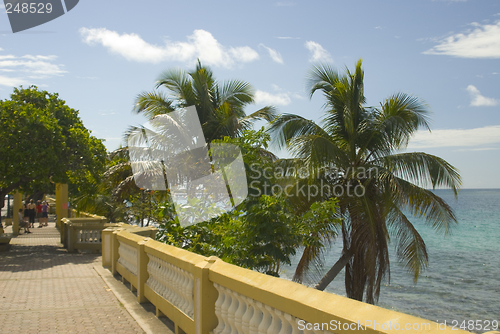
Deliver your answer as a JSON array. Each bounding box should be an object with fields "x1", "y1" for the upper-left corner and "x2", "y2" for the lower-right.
[{"x1": 280, "y1": 189, "x2": 500, "y2": 333}]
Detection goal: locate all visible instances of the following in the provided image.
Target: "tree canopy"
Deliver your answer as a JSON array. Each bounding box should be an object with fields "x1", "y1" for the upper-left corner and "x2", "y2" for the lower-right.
[{"x1": 0, "y1": 86, "x2": 107, "y2": 209}]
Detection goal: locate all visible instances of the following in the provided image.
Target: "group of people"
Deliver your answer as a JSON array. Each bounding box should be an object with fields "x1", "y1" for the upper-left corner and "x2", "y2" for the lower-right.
[{"x1": 18, "y1": 199, "x2": 50, "y2": 234}]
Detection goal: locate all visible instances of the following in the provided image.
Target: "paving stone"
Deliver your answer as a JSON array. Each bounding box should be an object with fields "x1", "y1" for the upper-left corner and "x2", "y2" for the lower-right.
[{"x1": 0, "y1": 222, "x2": 146, "y2": 334}]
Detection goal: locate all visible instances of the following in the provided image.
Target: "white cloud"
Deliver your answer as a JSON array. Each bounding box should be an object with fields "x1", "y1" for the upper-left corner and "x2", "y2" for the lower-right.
[
  {"x1": 408, "y1": 125, "x2": 500, "y2": 149},
  {"x1": 229, "y1": 46, "x2": 259, "y2": 63},
  {"x1": 466, "y1": 85, "x2": 498, "y2": 106},
  {"x1": 79, "y1": 28, "x2": 259, "y2": 68},
  {"x1": 424, "y1": 21, "x2": 500, "y2": 58},
  {"x1": 454, "y1": 147, "x2": 499, "y2": 152},
  {"x1": 275, "y1": 36, "x2": 300, "y2": 40},
  {"x1": 275, "y1": 2, "x2": 295, "y2": 6},
  {"x1": 0, "y1": 52, "x2": 66, "y2": 87},
  {"x1": 0, "y1": 75, "x2": 26, "y2": 87},
  {"x1": 254, "y1": 90, "x2": 291, "y2": 106},
  {"x1": 305, "y1": 41, "x2": 332, "y2": 62},
  {"x1": 259, "y1": 44, "x2": 283, "y2": 64}
]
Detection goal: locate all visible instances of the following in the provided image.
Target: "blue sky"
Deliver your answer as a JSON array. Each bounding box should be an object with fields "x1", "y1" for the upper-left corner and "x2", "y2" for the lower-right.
[{"x1": 1, "y1": 0, "x2": 499, "y2": 188}]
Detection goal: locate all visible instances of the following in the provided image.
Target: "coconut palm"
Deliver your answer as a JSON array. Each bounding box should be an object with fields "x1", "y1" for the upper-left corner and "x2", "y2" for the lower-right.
[
  {"x1": 133, "y1": 60, "x2": 276, "y2": 142},
  {"x1": 122, "y1": 62, "x2": 278, "y2": 226},
  {"x1": 269, "y1": 59, "x2": 461, "y2": 304}
]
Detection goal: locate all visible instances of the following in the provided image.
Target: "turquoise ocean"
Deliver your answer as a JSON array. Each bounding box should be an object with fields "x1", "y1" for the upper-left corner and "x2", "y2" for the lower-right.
[{"x1": 281, "y1": 189, "x2": 500, "y2": 333}]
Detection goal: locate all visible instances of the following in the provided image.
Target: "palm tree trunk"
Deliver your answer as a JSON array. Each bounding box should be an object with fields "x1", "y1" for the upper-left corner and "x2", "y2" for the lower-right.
[{"x1": 314, "y1": 250, "x2": 353, "y2": 291}]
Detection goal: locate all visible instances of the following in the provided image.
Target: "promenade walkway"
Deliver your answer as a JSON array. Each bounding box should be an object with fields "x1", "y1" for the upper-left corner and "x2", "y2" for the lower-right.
[{"x1": 0, "y1": 220, "x2": 174, "y2": 334}]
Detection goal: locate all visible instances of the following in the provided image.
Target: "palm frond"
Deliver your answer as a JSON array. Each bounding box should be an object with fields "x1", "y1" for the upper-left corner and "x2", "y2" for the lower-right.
[
  {"x1": 155, "y1": 68, "x2": 195, "y2": 104},
  {"x1": 220, "y1": 79, "x2": 255, "y2": 106},
  {"x1": 268, "y1": 113, "x2": 331, "y2": 150},
  {"x1": 386, "y1": 205, "x2": 428, "y2": 283},
  {"x1": 307, "y1": 63, "x2": 340, "y2": 99},
  {"x1": 380, "y1": 172, "x2": 458, "y2": 234},
  {"x1": 243, "y1": 106, "x2": 277, "y2": 123},
  {"x1": 289, "y1": 134, "x2": 350, "y2": 170},
  {"x1": 376, "y1": 152, "x2": 461, "y2": 194},
  {"x1": 374, "y1": 93, "x2": 431, "y2": 149},
  {"x1": 133, "y1": 91, "x2": 175, "y2": 119}
]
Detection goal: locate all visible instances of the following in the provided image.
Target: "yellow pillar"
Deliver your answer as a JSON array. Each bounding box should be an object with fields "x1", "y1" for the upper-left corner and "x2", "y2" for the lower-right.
[
  {"x1": 55, "y1": 183, "x2": 68, "y2": 230},
  {"x1": 194, "y1": 256, "x2": 219, "y2": 334},
  {"x1": 12, "y1": 192, "x2": 22, "y2": 235}
]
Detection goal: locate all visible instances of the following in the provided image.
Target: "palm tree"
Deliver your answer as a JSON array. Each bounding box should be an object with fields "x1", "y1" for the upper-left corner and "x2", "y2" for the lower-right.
[
  {"x1": 269, "y1": 59, "x2": 461, "y2": 304},
  {"x1": 123, "y1": 62, "x2": 278, "y2": 226},
  {"x1": 133, "y1": 60, "x2": 276, "y2": 142}
]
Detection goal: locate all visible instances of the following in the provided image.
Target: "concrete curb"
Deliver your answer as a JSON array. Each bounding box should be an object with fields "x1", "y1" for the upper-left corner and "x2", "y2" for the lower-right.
[{"x1": 94, "y1": 265, "x2": 175, "y2": 334}]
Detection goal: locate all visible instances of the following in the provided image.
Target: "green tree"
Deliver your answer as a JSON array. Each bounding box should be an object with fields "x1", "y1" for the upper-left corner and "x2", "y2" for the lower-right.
[
  {"x1": 121, "y1": 62, "x2": 277, "y2": 227},
  {"x1": 0, "y1": 86, "x2": 106, "y2": 225},
  {"x1": 269, "y1": 60, "x2": 461, "y2": 304},
  {"x1": 154, "y1": 129, "x2": 308, "y2": 276}
]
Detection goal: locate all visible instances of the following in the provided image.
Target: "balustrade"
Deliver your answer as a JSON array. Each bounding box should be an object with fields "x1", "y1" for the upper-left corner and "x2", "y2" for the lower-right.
[
  {"x1": 77, "y1": 229, "x2": 101, "y2": 243},
  {"x1": 118, "y1": 241, "x2": 138, "y2": 276},
  {"x1": 102, "y1": 226, "x2": 488, "y2": 334},
  {"x1": 146, "y1": 254, "x2": 194, "y2": 318},
  {"x1": 212, "y1": 284, "x2": 327, "y2": 334}
]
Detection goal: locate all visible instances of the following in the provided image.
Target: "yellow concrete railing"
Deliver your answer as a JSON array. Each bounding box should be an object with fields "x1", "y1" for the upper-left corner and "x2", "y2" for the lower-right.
[
  {"x1": 61, "y1": 217, "x2": 108, "y2": 252},
  {"x1": 102, "y1": 228, "x2": 499, "y2": 334},
  {"x1": 68, "y1": 209, "x2": 106, "y2": 219},
  {"x1": 60, "y1": 217, "x2": 153, "y2": 253}
]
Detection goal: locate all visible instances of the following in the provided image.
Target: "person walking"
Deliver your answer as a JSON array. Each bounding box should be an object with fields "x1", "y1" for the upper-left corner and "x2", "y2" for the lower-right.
[
  {"x1": 27, "y1": 199, "x2": 36, "y2": 229},
  {"x1": 41, "y1": 201, "x2": 49, "y2": 226},
  {"x1": 23, "y1": 201, "x2": 29, "y2": 226},
  {"x1": 36, "y1": 200, "x2": 43, "y2": 227},
  {"x1": 18, "y1": 208, "x2": 31, "y2": 233}
]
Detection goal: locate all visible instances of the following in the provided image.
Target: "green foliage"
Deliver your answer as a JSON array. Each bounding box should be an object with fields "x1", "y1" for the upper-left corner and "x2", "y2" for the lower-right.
[
  {"x1": 293, "y1": 198, "x2": 342, "y2": 283},
  {"x1": 156, "y1": 195, "x2": 302, "y2": 276},
  {"x1": 0, "y1": 86, "x2": 106, "y2": 202},
  {"x1": 154, "y1": 191, "x2": 342, "y2": 278},
  {"x1": 239, "y1": 195, "x2": 300, "y2": 275}
]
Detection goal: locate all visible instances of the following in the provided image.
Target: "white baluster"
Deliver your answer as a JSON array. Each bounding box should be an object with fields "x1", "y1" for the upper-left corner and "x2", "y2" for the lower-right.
[
  {"x1": 257, "y1": 302, "x2": 272, "y2": 334},
  {"x1": 241, "y1": 295, "x2": 254, "y2": 333},
  {"x1": 248, "y1": 298, "x2": 262, "y2": 334},
  {"x1": 233, "y1": 293, "x2": 247, "y2": 333},
  {"x1": 220, "y1": 287, "x2": 233, "y2": 334},
  {"x1": 213, "y1": 284, "x2": 226, "y2": 334},
  {"x1": 276, "y1": 310, "x2": 292, "y2": 334},
  {"x1": 266, "y1": 305, "x2": 282, "y2": 333},
  {"x1": 186, "y1": 272, "x2": 194, "y2": 317},
  {"x1": 168, "y1": 266, "x2": 176, "y2": 301},
  {"x1": 176, "y1": 268, "x2": 187, "y2": 312},
  {"x1": 287, "y1": 314, "x2": 301, "y2": 334},
  {"x1": 182, "y1": 271, "x2": 192, "y2": 314},
  {"x1": 161, "y1": 264, "x2": 170, "y2": 299},
  {"x1": 226, "y1": 289, "x2": 239, "y2": 334},
  {"x1": 181, "y1": 270, "x2": 190, "y2": 314}
]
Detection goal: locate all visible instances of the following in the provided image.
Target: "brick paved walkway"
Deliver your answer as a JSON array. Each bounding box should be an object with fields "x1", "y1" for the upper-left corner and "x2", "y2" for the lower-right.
[{"x1": 0, "y1": 222, "x2": 146, "y2": 334}]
